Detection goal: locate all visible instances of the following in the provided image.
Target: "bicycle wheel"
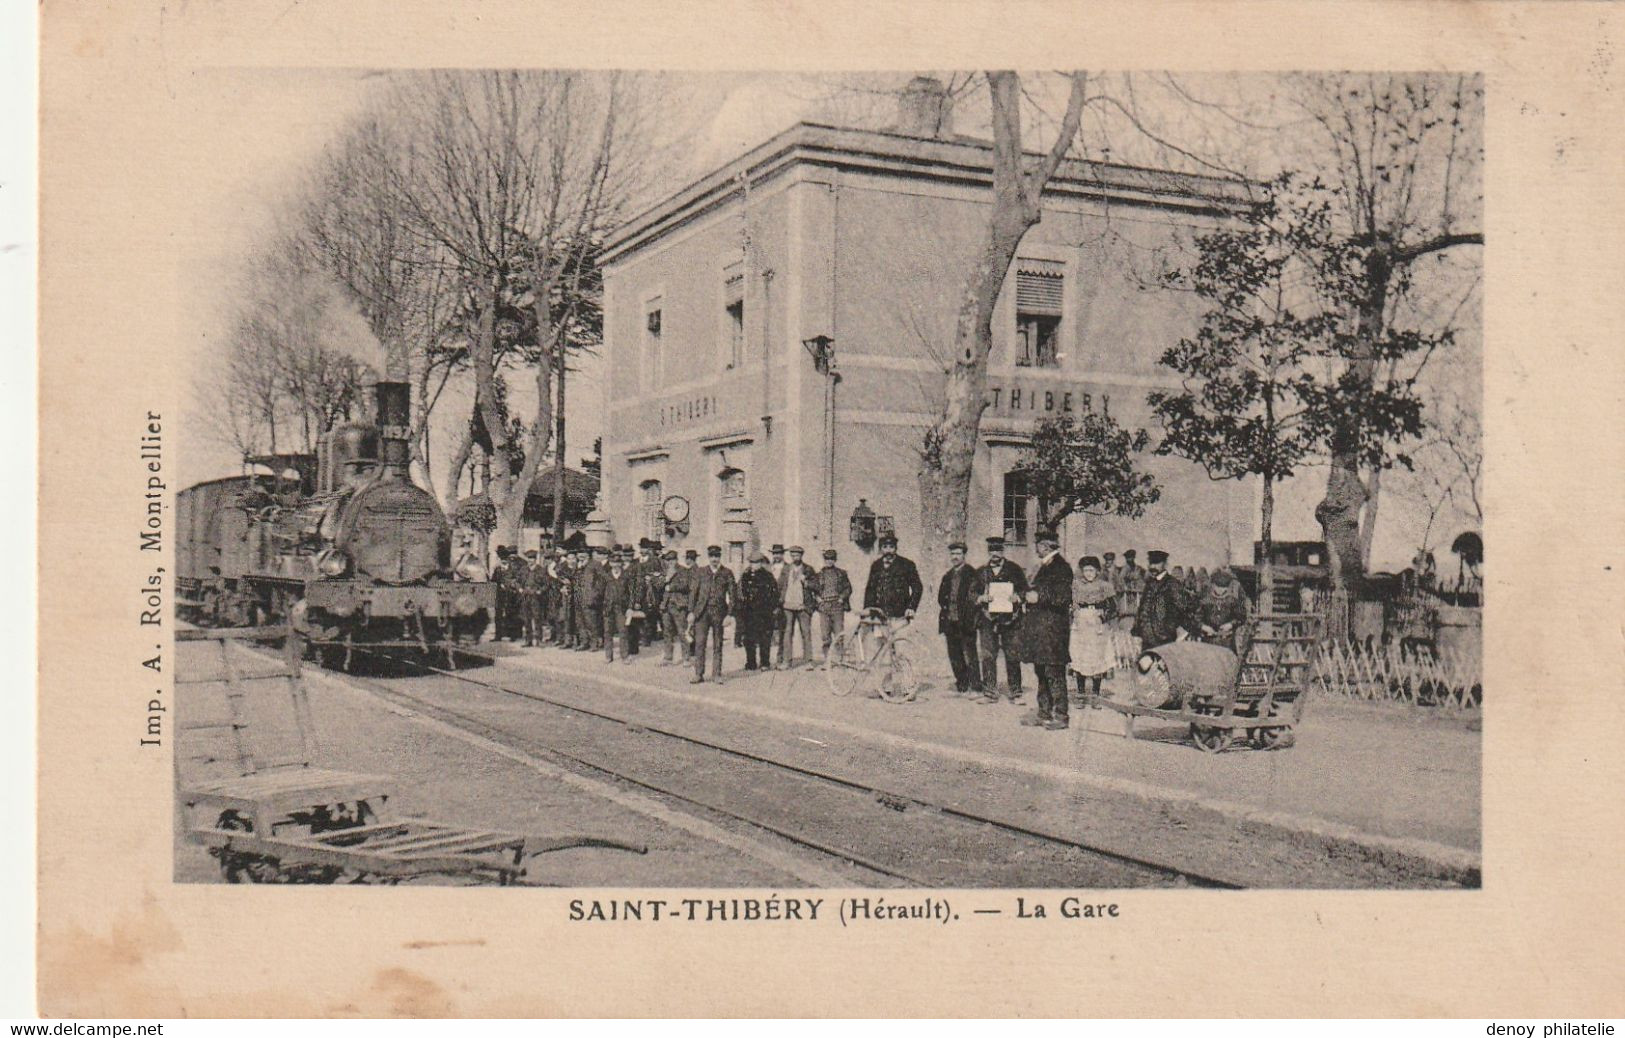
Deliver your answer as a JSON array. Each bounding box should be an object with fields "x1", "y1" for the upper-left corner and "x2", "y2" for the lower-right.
[
  {"x1": 823, "y1": 634, "x2": 861, "y2": 697},
  {"x1": 877, "y1": 645, "x2": 917, "y2": 703}
]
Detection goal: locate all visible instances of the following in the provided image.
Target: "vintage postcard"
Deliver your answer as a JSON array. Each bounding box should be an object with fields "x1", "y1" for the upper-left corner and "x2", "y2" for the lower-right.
[{"x1": 35, "y1": 0, "x2": 1625, "y2": 1018}]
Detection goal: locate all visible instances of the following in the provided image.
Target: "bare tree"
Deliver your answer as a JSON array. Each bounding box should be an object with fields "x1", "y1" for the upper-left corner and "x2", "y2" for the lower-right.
[
  {"x1": 197, "y1": 248, "x2": 378, "y2": 460},
  {"x1": 917, "y1": 71, "x2": 1089, "y2": 560},
  {"x1": 385, "y1": 70, "x2": 641, "y2": 544}
]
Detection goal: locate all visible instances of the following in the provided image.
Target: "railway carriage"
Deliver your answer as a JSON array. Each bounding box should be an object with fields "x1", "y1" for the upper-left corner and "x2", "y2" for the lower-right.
[{"x1": 177, "y1": 381, "x2": 494, "y2": 662}]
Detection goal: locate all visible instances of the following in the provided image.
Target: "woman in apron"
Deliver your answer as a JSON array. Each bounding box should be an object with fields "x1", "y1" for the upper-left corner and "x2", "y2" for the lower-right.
[{"x1": 1069, "y1": 556, "x2": 1118, "y2": 703}]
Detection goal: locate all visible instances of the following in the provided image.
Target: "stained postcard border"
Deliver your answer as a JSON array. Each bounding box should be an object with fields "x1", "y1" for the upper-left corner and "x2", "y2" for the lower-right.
[{"x1": 36, "y1": 0, "x2": 1625, "y2": 1017}]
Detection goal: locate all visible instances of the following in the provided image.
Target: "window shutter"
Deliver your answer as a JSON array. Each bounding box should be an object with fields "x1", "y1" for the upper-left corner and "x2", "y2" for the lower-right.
[
  {"x1": 1015, "y1": 259, "x2": 1064, "y2": 316},
  {"x1": 724, "y1": 263, "x2": 745, "y2": 305}
]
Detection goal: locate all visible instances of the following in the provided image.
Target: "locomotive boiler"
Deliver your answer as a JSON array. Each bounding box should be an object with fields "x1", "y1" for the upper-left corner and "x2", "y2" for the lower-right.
[{"x1": 177, "y1": 381, "x2": 494, "y2": 663}]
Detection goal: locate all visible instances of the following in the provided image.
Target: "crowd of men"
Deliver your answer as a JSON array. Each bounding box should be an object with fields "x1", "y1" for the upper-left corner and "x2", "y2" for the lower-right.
[
  {"x1": 485, "y1": 528, "x2": 1252, "y2": 732},
  {"x1": 486, "y1": 537, "x2": 859, "y2": 683}
]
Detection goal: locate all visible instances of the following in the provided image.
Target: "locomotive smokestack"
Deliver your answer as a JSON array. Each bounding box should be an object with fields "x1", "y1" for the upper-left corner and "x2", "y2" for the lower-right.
[{"x1": 375, "y1": 381, "x2": 412, "y2": 476}]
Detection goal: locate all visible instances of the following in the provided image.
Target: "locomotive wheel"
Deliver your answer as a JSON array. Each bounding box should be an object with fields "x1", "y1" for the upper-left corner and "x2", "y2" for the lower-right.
[
  {"x1": 1252, "y1": 725, "x2": 1293, "y2": 750},
  {"x1": 1189, "y1": 723, "x2": 1233, "y2": 753}
]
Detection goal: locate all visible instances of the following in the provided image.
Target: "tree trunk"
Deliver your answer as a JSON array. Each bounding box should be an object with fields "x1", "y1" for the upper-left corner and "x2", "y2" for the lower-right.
[
  {"x1": 1259, "y1": 473, "x2": 1275, "y2": 601},
  {"x1": 472, "y1": 271, "x2": 515, "y2": 525},
  {"x1": 1315, "y1": 246, "x2": 1391, "y2": 619},
  {"x1": 916, "y1": 71, "x2": 1087, "y2": 589},
  {"x1": 493, "y1": 342, "x2": 557, "y2": 549},
  {"x1": 554, "y1": 351, "x2": 568, "y2": 541}
]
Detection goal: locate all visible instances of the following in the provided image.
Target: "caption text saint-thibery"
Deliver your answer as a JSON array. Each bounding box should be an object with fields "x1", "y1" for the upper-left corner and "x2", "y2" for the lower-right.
[{"x1": 570, "y1": 896, "x2": 1121, "y2": 924}]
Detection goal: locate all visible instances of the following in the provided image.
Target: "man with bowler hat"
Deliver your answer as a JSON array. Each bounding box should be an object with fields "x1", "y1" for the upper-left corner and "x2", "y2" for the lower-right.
[
  {"x1": 687, "y1": 545, "x2": 736, "y2": 683},
  {"x1": 1133, "y1": 549, "x2": 1193, "y2": 649}
]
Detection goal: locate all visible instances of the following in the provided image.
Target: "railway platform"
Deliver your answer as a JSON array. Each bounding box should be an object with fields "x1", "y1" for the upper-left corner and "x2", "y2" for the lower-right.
[{"x1": 494, "y1": 639, "x2": 1481, "y2": 878}]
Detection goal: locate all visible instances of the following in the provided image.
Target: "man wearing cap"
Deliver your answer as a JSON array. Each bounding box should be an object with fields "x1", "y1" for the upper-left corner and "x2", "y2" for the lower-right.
[
  {"x1": 1019, "y1": 528, "x2": 1074, "y2": 730},
  {"x1": 1118, "y1": 549, "x2": 1145, "y2": 628},
  {"x1": 554, "y1": 550, "x2": 577, "y2": 648},
  {"x1": 624, "y1": 541, "x2": 655, "y2": 657},
  {"x1": 863, "y1": 534, "x2": 923, "y2": 622},
  {"x1": 1133, "y1": 549, "x2": 1193, "y2": 649},
  {"x1": 687, "y1": 546, "x2": 736, "y2": 683},
  {"x1": 775, "y1": 545, "x2": 819, "y2": 669},
  {"x1": 767, "y1": 544, "x2": 787, "y2": 661},
  {"x1": 937, "y1": 541, "x2": 985, "y2": 695},
  {"x1": 975, "y1": 536, "x2": 1029, "y2": 703},
  {"x1": 602, "y1": 547, "x2": 646, "y2": 664},
  {"x1": 578, "y1": 545, "x2": 609, "y2": 651},
  {"x1": 737, "y1": 550, "x2": 781, "y2": 671},
  {"x1": 813, "y1": 548, "x2": 853, "y2": 666},
  {"x1": 492, "y1": 546, "x2": 521, "y2": 642},
  {"x1": 637, "y1": 542, "x2": 667, "y2": 657},
  {"x1": 1195, "y1": 566, "x2": 1251, "y2": 655},
  {"x1": 542, "y1": 548, "x2": 566, "y2": 645},
  {"x1": 520, "y1": 549, "x2": 548, "y2": 648},
  {"x1": 659, "y1": 550, "x2": 694, "y2": 665}
]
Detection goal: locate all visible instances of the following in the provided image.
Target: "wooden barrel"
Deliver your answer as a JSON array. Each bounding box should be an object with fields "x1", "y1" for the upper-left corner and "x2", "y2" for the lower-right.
[{"x1": 1131, "y1": 641, "x2": 1241, "y2": 709}]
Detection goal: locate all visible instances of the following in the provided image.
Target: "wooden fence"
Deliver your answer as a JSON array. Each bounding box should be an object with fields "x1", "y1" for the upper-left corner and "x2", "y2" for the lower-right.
[{"x1": 1311, "y1": 637, "x2": 1482, "y2": 710}]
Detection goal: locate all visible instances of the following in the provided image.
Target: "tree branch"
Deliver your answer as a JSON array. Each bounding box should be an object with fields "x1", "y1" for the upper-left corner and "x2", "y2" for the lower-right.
[{"x1": 1394, "y1": 231, "x2": 1484, "y2": 263}]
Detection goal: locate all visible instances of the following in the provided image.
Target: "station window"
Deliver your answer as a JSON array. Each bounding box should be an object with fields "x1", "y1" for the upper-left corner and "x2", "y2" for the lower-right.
[
  {"x1": 641, "y1": 479, "x2": 663, "y2": 542},
  {"x1": 1014, "y1": 259, "x2": 1064, "y2": 368},
  {"x1": 1002, "y1": 470, "x2": 1032, "y2": 545},
  {"x1": 1002, "y1": 469, "x2": 1055, "y2": 545}
]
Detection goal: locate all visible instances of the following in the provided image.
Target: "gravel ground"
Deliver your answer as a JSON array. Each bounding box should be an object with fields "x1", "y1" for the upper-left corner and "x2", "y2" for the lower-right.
[
  {"x1": 175, "y1": 637, "x2": 1477, "y2": 888},
  {"x1": 175, "y1": 640, "x2": 881, "y2": 886},
  {"x1": 417, "y1": 654, "x2": 1467, "y2": 888}
]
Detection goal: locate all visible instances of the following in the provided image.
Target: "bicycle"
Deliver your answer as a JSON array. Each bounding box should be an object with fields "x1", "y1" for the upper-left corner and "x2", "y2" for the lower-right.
[{"x1": 823, "y1": 609, "x2": 918, "y2": 703}]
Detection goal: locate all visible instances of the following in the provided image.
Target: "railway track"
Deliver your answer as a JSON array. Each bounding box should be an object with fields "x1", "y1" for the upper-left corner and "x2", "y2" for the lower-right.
[{"x1": 317, "y1": 645, "x2": 1243, "y2": 889}]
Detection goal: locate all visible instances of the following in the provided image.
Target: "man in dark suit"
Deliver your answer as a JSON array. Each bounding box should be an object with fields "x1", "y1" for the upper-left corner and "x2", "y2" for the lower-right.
[
  {"x1": 578, "y1": 545, "x2": 609, "y2": 651},
  {"x1": 660, "y1": 548, "x2": 697, "y2": 664},
  {"x1": 520, "y1": 549, "x2": 548, "y2": 647},
  {"x1": 737, "y1": 550, "x2": 781, "y2": 671},
  {"x1": 1132, "y1": 549, "x2": 1193, "y2": 649},
  {"x1": 937, "y1": 541, "x2": 985, "y2": 694},
  {"x1": 602, "y1": 547, "x2": 646, "y2": 664},
  {"x1": 975, "y1": 536, "x2": 1029, "y2": 704},
  {"x1": 863, "y1": 534, "x2": 923, "y2": 621},
  {"x1": 687, "y1": 545, "x2": 737, "y2": 684},
  {"x1": 1019, "y1": 528, "x2": 1074, "y2": 730}
]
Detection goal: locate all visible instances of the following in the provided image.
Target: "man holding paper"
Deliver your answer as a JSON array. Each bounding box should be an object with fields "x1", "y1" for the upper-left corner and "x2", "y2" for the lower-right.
[{"x1": 975, "y1": 536, "x2": 1028, "y2": 704}]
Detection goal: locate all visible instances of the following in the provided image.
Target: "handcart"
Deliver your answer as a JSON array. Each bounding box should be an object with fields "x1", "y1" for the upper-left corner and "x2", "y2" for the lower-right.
[
  {"x1": 177, "y1": 625, "x2": 645, "y2": 884},
  {"x1": 1086, "y1": 613, "x2": 1321, "y2": 752}
]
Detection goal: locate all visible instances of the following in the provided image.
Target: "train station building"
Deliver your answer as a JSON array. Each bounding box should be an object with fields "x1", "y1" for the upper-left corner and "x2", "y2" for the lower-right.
[{"x1": 598, "y1": 89, "x2": 1260, "y2": 572}]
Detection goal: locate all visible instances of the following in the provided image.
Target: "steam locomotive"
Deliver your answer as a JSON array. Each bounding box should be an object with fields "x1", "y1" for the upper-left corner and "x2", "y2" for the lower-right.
[{"x1": 177, "y1": 381, "x2": 495, "y2": 663}]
